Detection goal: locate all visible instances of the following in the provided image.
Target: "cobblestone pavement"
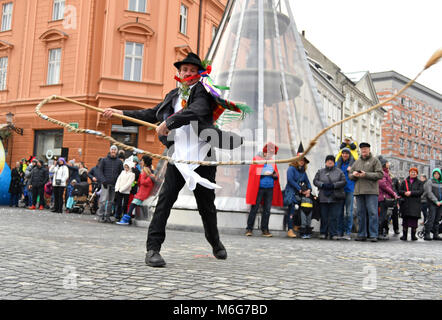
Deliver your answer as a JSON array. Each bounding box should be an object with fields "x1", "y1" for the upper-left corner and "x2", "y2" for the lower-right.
[{"x1": 0, "y1": 207, "x2": 441, "y2": 300}]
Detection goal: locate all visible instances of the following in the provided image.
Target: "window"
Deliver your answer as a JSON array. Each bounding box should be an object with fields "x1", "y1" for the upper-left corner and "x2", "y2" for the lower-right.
[
  {"x1": 399, "y1": 138, "x2": 404, "y2": 154},
  {"x1": 124, "y1": 42, "x2": 143, "y2": 81},
  {"x1": 180, "y1": 4, "x2": 188, "y2": 35},
  {"x1": 52, "y1": 0, "x2": 65, "y2": 21},
  {"x1": 47, "y1": 48, "x2": 61, "y2": 85},
  {"x1": 128, "y1": 0, "x2": 146, "y2": 13},
  {"x1": 111, "y1": 125, "x2": 138, "y2": 148},
  {"x1": 33, "y1": 129, "x2": 64, "y2": 162},
  {"x1": 1, "y1": 2, "x2": 12, "y2": 31},
  {"x1": 0, "y1": 56, "x2": 7, "y2": 90}
]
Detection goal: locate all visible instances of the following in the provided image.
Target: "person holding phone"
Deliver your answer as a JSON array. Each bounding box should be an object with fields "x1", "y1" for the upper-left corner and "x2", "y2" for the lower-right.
[{"x1": 349, "y1": 142, "x2": 383, "y2": 242}]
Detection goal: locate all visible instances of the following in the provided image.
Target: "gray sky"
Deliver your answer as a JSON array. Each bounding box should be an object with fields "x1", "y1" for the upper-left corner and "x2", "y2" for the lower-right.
[{"x1": 291, "y1": 0, "x2": 442, "y2": 95}]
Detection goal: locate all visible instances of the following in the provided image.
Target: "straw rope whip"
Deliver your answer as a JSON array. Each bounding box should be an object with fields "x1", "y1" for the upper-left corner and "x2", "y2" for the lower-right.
[{"x1": 36, "y1": 49, "x2": 442, "y2": 166}]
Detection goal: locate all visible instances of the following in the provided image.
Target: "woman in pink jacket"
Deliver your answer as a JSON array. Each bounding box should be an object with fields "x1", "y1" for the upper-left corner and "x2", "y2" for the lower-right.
[
  {"x1": 377, "y1": 156, "x2": 399, "y2": 240},
  {"x1": 117, "y1": 155, "x2": 155, "y2": 225}
]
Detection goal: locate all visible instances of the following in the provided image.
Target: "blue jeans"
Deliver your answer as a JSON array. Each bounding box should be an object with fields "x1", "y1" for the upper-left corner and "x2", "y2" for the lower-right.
[
  {"x1": 338, "y1": 192, "x2": 354, "y2": 236},
  {"x1": 355, "y1": 194, "x2": 379, "y2": 238},
  {"x1": 320, "y1": 202, "x2": 342, "y2": 237}
]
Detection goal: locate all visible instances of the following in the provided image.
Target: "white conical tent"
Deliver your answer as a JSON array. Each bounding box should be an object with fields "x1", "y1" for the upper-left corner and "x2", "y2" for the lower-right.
[{"x1": 173, "y1": 0, "x2": 333, "y2": 212}]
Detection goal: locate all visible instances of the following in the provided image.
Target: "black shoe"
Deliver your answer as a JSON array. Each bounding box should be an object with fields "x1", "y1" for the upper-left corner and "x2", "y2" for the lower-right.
[
  {"x1": 368, "y1": 237, "x2": 378, "y2": 242},
  {"x1": 394, "y1": 229, "x2": 400, "y2": 235},
  {"x1": 51, "y1": 209, "x2": 57, "y2": 212},
  {"x1": 145, "y1": 250, "x2": 166, "y2": 267},
  {"x1": 212, "y1": 242, "x2": 227, "y2": 260},
  {"x1": 355, "y1": 237, "x2": 367, "y2": 241},
  {"x1": 433, "y1": 235, "x2": 442, "y2": 241}
]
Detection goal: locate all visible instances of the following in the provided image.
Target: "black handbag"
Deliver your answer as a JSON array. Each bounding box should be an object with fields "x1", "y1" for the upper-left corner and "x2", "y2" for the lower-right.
[{"x1": 333, "y1": 189, "x2": 346, "y2": 201}]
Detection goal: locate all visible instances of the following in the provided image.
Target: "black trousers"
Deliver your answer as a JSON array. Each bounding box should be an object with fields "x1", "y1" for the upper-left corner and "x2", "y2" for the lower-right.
[
  {"x1": 53, "y1": 186, "x2": 65, "y2": 213},
  {"x1": 114, "y1": 192, "x2": 130, "y2": 219},
  {"x1": 32, "y1": 186, "x2": 45, "y2": 207},
  {"x1": 146, "y1": 163, "x2": 221, "y2": 252}
]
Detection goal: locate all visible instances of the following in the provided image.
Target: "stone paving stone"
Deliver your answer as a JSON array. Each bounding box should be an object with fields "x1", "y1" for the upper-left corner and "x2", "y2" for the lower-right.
[{"x1": 1, "y1": 208, "x2": 441, "y2": 300}]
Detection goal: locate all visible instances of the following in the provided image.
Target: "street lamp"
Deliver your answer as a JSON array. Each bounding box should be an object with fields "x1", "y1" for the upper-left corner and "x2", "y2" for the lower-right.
[{"x1": 6, "y1": 112, "x2": 13, "y2": 125}]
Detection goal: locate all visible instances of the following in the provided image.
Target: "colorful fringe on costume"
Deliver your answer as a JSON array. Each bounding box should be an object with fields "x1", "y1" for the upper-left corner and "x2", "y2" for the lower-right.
[{"x1": 174, "y1": 62, "x2": 252, "y2": 126}]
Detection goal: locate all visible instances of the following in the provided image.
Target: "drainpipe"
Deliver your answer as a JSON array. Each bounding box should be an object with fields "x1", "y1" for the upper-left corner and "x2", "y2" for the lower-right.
[{"x1": 197, "y1": 0, "x2": 203, "y2": 55}]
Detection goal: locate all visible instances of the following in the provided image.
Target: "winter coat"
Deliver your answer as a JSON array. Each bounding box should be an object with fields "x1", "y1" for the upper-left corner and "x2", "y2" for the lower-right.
[
  {"x1": 134, "y1": 170, "x2": 155, "y2": 201},
  {"x1": 378, "y1": 168, "x2": 398, "y2": 202},
  {"x1": 245, "y1": 155, "x2": 283, "y2": 207},
  {"x1": 67, "y1": 165, "x2": 81, "y2": 184},
  {"x1": 49, "y1": 164, "x2": 69, "y2": 187},
  {"x1": 399, "y1": 177, "x2": 424, "y2": 219},
  {"x1": 9, "y1": 167, "x2": 23, "y2": 194},
  {"x1": 285, "y1": 165, "x2": 312, "y2": 204},
  {"x1": 425, "y1": 168, "x2": 442, "y2": 206},
  {"x1": 313, "y1": 166, "x2": 347, "y2": 203},
  {"x1": 98, "y1": 153, "x2": 124, "y2": 186},
  {"x1": 348, "y1": 153, "x2": 383, "y2": 195},
  {"x1": 88, "y1": 166, "x2": 101, "y2": 184},
  {"x1": 115, "y1": 170, "x2": 135, "y2": 194},
  {"x1": 24, "y1": 164, "x2": 34, "y2": 186},
  {"x1": 29, "y1": 166, "x2": 49, "y2": 188},
  {"x1": 335, "y1": 155, "x2": 355, "y2": 193}
]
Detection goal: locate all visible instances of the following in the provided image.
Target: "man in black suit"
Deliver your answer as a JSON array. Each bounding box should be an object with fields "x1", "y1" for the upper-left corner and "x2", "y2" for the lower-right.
[{"x1": 103, "y1": 53, "x2": 242, "y2": 267}]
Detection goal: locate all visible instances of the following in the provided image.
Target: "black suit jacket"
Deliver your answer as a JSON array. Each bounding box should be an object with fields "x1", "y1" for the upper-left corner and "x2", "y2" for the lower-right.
[{"x1": 122, "y1": 82, "x2": 243, "y2": 150}]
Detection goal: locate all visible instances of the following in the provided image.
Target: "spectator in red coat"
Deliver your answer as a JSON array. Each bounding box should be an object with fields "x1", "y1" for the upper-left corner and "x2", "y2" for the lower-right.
[
  {"x1": 117, "y1": 155, "x2": 155, "y2": 226},
  {"x1": 245, "y1": 142, "x2": 283, "y2": 237}
]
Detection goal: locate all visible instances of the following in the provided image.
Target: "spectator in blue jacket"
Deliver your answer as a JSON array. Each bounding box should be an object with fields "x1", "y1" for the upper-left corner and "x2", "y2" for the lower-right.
[
  {"x1": 335, "y1": 148, "x2": 355, "y2": 240},
  {"x1": 285, "y1": 154, "x2": 312, "y2": 238}
]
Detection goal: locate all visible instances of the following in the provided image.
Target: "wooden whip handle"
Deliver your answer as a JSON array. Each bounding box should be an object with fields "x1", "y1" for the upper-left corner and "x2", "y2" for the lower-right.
[{"x1": 53, "y1": 95, "x2": 159, "y2": 130}]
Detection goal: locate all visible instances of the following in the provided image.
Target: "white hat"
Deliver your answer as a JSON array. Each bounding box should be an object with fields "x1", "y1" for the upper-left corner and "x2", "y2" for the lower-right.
[
  {"x1": 123, "y1": 158, "x2": 134, "y2": 169},
  {"x1": 110, "y1": 145, "x2": 118, "y2": 151},
  {"x1": 344, "y1": 133, "x2": 353, "y2": 140}
]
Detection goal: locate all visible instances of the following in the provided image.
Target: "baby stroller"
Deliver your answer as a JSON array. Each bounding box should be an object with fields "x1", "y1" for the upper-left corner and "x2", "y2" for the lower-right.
[
  {"x1": 69, "y1": 181, "x2": 90, "y2": 214},
  {"x1": 418, "y1": 214, "x2": 442, "y2": 239},
  {"x1": 87, "y1": 183, "x2": 100, "y2": 215}
]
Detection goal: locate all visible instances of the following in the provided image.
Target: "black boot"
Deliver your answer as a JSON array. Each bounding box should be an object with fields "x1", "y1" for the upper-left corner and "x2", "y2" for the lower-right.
[
  {"x1": 145, "y1": 250, "x2": 166, "y2": 267},
  {"x1": 400, "y1": 228, "x2": 408, "y2": 241},
  {"x1": 411, "y1": 228, "x2": 418, "y2": 241}
]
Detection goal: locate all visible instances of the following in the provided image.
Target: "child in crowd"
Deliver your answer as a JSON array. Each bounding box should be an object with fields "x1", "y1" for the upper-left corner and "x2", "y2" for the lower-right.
[
  {"x1": 44, "y1": 177, "x2": 53, "y2": 209},
  {"x1": 65, "y1": 179, "x2": 77, "y2": 213},
  {"x1": 117, "y1": 155, "x2": 155, "y2": 226},
  {"x1": 299, "y1": 181, "x2": 314, "y2": 239}
]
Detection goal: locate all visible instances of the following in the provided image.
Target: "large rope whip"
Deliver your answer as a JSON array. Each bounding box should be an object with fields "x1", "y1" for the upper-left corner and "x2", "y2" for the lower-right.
[{"x1": 36, "y1": 49, "x2": 442, "y2": 166}]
